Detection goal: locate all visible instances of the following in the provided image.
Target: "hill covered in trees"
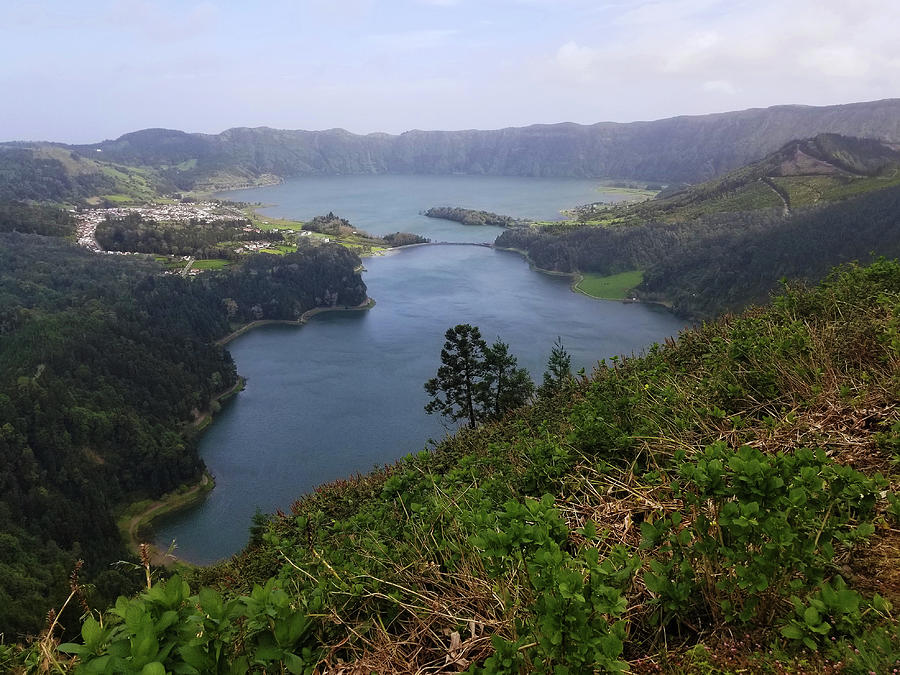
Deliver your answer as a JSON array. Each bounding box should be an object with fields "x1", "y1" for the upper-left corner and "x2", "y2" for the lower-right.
[
  {"x1": 424, "y1": 206, "x2": 524, "y2": 228},
  {"x1": 0, "y1": 146, "x2": 169, "y2": 204},
  {"x1": 12, "y1": 259, "x2": 898, "y2": 674},
  {"x1": 0, "y1": 232, "x2": 367, "y2": 637}
]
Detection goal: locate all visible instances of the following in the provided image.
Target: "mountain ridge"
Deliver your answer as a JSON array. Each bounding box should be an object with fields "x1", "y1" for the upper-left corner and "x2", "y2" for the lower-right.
[{"x1": 11, "y1": 98, "x2": 897, "y2": 189}]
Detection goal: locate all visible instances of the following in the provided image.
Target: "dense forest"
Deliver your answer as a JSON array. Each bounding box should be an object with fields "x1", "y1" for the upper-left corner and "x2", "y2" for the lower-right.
[
  {"x1": 12, "y1": 259, "x2": 897, "y2": 673},
  {"x1": 0, "y1": 202, "x2": 75, "y2": 237},
  {"x1": 0, "y1": 232, "x2": 366, "y2": 637}
]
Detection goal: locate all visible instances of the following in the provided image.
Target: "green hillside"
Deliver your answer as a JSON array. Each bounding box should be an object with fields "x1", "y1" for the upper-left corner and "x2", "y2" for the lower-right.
[
  {"x1": 573, "y1": 134, "x2": 900, "y2": 226},
  {"x1": 13, "y1": 259, "x2": 898, "y2": 674},
  {"x1": 498, "y1": 136, "x2": 900, "y2": 319},
  {"x1": 0, "y1": 145, "x2": 171, "y2": 205}
]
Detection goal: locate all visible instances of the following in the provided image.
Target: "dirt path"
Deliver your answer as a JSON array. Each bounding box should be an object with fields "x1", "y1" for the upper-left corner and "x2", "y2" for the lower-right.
[{"x1": 761, "y1": 176, "x2": 792, "y2": 216}]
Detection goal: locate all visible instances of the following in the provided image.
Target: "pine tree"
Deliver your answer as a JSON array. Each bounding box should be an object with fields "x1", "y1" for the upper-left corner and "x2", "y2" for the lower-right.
[
  {"x1": 540, "y1": 336, "x2": 573, "y2": 397},
  {"x1": 424, "y1": 324, "x2": 488, "y2": 428},
  {"x1": 424, "y1": 325, "x2": 534, "y2": 428},
  {"x1": 483, "y1": 339, "x2": 534, "y2": 418}
]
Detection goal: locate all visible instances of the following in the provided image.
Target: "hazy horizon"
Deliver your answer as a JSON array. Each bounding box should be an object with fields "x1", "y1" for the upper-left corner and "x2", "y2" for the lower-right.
[
  {"x1": 3, "y1": 0, "x2": 899, "y2": 144},
  {"x1": 11, "y1": 96, "x2": 900, "y2": 146}
]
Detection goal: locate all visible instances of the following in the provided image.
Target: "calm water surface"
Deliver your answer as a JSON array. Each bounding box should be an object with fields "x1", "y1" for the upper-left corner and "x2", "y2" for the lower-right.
[
  {"x1": 154, "y1": 245, "x2": 685, "y2": 563},
  {"x1": 220, "y1": 174, "x2": 632, "y2": 243}
]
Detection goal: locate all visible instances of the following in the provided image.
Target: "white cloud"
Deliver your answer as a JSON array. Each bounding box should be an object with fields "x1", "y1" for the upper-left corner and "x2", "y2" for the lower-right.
[
  {"x1": 662, "y1": 30, "x2": 721, "y2": 73},
  {"x1": 539, "y1": 0, "x2": 900, "y2": 118},
  {"x1": 555, "y1": 41, "x2": 600, "y2": 76},
  {"x1": 799, "y1": 46, "x2": 872, "y2": 79},
  {"x1": 702, "y1": 79, "x2": 737, "y2": 95}
]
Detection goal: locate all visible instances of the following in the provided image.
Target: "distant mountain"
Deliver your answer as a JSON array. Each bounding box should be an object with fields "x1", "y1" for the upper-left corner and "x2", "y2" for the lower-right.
[{"x1": 47, "y1": 98, "x2": 900, "y2": 189}]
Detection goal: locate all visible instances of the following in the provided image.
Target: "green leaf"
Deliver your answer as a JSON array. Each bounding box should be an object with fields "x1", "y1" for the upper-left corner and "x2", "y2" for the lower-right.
[
  {"x1": 81, "y1": 616, "x2": 103, "y2": 648},
  {"x1": 84, "y1": 655, "x2": 112, "y2": 674},
  {"x1": 254, "y1": 645, "x2": 284, "y2": 662},
  {"x1": 140, "y1": 663, "x2": 167, "y2": 675},
  {"x1": 581, "y1": 520, "x2": 597, "y2": 539},
  {"x1": 789, "y1": 487, "x2": 808, "y2": 506},
  {"x1": 133, "y1": 627, "x2": 159, "y2": 661},
  {"x1": 228, "y1": 657, "x2": 250, "y2": 675},
  {"x1": 57, "y1": 643, "x2": 88, "y2": 656},
  {"x1": 284, "y1": 651, "x2": 307, "y2": 675},
  {"x1": 599, "y1": 632, "x2": 623, "y2": 658},
  {"x1": 835, "y1": 589, "x2": 860, "y2": 613},
  {"x1": 126, "y1": 603, "x2": 148, "y2": 633},
  {"x1": 803, "y1": 606, "x2": 821, "y2": 626},
  {"x1": 199, "y1": 587, "x2": 224, "y2": 621},
  {"x1": 170, "y1": 664, "x2": 201, "y2": 675},
  {"x1": 781, "y1": 623, "x2": 805, "y2": 640},
  {"x1": 274, "y1": 611, "x2": 309, "y2": 647},
  {"x1": 178, "y1": 645, "x2": 209, "y2": 671},
  {"x1": 872, "y1": 593, "x2": 893, "y2": 613},
  {"x1": 156, "y1": 610, "x2": 179, "y2": 633}
]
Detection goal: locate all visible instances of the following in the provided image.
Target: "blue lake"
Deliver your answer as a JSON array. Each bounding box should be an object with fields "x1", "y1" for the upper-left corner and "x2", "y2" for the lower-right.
[
  {"x1": 154, "y1": 179, "x2": 684, "y2": 563},
  {"x1": 219, "y1": 174, "x2": 636, "y2": 243}
]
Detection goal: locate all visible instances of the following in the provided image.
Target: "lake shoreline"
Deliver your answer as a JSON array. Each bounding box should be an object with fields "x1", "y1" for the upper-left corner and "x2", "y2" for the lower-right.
[
  {"x1": 155, "y1": 183, "x2": 687, "y2": 562},
  {"x1": 217, "y1": 297, "x2": 376, "y2": 346},
  {"x1": 495, "y1": 245, "x2": 675, "y2": 310},
  {"x1": 116, "y1": 301, "x2": 377, "y2": 567},
  {"x1": 116, "y1": 374, "x2": 250, "y2": 567},
  {"x1": 117, "y1": 471, "x2": 215, "y2": 568}
]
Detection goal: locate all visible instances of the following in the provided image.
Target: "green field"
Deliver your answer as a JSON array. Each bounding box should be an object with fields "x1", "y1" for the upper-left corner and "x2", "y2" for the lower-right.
[
  {"x1": 574, "y1": 269, "x2": 643, "y2": 299},
  {"x1": 241, "y1": 206, "x2": 305, "y2": 232},
  {"x1": 191, "y1": 259, "x2": 231, "y2": 270}
]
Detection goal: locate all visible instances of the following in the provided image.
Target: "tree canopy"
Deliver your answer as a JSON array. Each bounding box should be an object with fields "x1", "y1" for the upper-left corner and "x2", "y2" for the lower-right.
[{"x1": 424, "y1": 324, "x2": 533, "y2": 428}]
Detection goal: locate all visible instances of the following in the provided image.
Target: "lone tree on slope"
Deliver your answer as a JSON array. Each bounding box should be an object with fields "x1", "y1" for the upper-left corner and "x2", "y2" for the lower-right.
[
  {"x1": 424, "y1": 324, "x2": 533, "y2": 428},
  {"x1": 539, "y1": 336, "x2": 573, "y2": 397}
]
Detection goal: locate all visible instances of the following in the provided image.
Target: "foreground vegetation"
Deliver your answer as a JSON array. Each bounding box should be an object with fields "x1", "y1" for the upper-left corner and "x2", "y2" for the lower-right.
[{"x1": 9, "y1": 259, "x2": 898, "y2": 673}]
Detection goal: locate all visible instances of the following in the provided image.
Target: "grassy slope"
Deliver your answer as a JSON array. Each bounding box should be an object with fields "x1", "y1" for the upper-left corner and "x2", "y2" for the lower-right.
[
  {"x1": 14, "y1": 261, "x2": 897, "y2": 673},
  {"x1": 34, "y1": 260, "x2": 895, "y2": 674},
  {"x1": 574, "y1": 270, "x2": 644, "y2": 300},
  {"x1": 219, "y1": 261, "x2": 898, "y2": 673},
  {"x1": 29, "y1": 146, "x2": 168, "y2": 205}
]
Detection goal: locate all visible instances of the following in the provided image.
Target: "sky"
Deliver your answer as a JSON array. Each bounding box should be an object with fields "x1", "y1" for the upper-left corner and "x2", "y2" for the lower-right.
[{"x1": 2, "y1": 0, "x2": 899, "y2": 143}]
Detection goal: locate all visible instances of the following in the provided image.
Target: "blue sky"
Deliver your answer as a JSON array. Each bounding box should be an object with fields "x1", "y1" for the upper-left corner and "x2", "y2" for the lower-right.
[{"x1": 2, "y1": 0, "x2": 898, "y2": 142}]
